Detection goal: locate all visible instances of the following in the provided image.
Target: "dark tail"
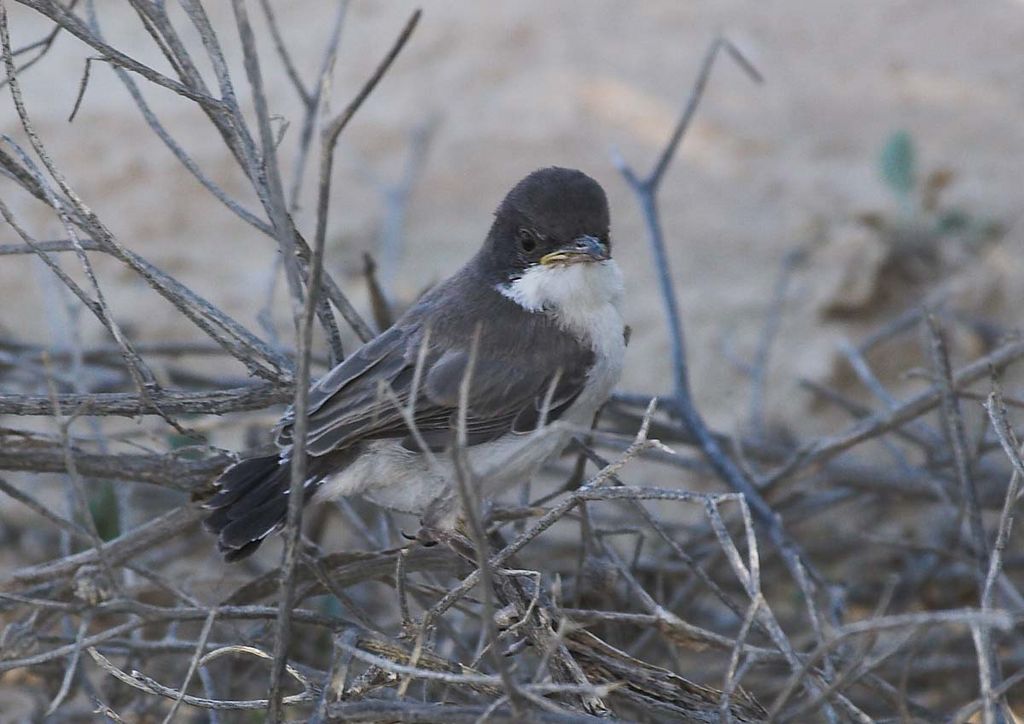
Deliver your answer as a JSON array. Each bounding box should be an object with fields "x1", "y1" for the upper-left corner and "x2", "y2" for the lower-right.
[{"x1": 203, "y1": 455, "x2": 301, "y2": 562}]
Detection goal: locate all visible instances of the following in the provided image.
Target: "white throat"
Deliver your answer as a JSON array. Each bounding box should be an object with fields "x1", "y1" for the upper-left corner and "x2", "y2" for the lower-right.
[{"x1": 497, "y1": 259, "x2": 625, "y2": 345}]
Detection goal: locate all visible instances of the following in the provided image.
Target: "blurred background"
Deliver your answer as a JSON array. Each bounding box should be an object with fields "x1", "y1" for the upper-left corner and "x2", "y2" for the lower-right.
[
  {"x1": 3, "y1": 1, "x2": 1021, "y2": 436},
  {"x1": 2, "y1": 1, "x2": 1024, "y2": 720}
]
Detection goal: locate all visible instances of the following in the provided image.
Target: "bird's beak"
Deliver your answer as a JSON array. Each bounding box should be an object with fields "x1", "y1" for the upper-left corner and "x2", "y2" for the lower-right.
[{"x1": 539, "y1": 235, "x2": 609, "y2": 266}]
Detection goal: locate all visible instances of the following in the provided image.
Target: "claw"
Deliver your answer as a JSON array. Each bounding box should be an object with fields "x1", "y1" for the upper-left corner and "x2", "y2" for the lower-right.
[{"x1": 414, "y1": 525, "x2": 441, "y2": 547}]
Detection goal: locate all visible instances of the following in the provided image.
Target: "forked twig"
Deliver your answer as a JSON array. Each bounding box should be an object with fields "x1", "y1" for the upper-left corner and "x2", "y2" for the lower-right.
[
  {"x1": 266, "y1": 10, "x2": 421, "y2": 719},
  {"x1": 612, "y1": 35, "x2": 842, "y2": 714}
]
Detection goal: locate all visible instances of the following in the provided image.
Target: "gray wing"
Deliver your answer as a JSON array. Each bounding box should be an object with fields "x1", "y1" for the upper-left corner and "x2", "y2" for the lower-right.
[
  {"x1": 275, "y1": 325, "x2": 416, "y2": 454},
  {"x1": 275, "y1": 322, "x2": 595, "y2": 456}
]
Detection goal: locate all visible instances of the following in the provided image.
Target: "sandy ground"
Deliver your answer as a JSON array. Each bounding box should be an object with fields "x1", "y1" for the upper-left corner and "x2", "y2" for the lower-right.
[{"x1": 2, "y1": 1, "x2": 1023, "y2": 434}]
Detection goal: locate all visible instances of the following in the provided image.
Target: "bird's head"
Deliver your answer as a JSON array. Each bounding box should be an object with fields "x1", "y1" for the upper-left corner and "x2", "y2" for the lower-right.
[
  {"x1": 479, "y1": 167, "x2": 621, "y2": 320},
  {"x1": 482, "y1": 167, "x2": 611, "y2": 277}
]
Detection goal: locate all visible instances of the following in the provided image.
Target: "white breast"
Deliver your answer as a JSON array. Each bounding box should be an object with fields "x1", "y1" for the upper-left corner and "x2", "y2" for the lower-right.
[
  {"x1": 320, "y1": 260, "x2": 626, "y2": 526},
  {"x1": 498, "y1": 259, "x2": 625, "y2": 339},
  {"x1": 500, "y1": 259, "x2": 626, "y2": 412}
]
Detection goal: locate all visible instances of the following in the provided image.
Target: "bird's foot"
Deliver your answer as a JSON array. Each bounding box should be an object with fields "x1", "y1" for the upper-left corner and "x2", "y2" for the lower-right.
[
  {"x1": 399, "y1": 527, "x2": 440, "y2": 547},
  {"x1": 414, "y1": 524, "x2": 442, "y2": 547}
]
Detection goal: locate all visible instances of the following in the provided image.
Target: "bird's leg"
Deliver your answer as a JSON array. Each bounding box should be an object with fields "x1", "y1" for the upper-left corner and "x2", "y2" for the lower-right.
[
  {"x1": 414, "y1": 487, "x2": 458, "y2": 546},
  {"x1": 413, "y1": 527, "x2": 440, "y2": 547}
]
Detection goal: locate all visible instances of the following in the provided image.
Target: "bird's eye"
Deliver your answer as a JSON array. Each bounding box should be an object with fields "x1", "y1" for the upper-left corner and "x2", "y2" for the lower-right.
[{"x1": 517, "y1": 227, "x2": 537, "y2": 253}]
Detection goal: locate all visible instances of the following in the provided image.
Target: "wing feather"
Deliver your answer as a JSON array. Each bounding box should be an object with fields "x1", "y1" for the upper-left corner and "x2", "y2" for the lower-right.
[{"x1": 275, "y1": 286, "x2": 599, "y2": 457}]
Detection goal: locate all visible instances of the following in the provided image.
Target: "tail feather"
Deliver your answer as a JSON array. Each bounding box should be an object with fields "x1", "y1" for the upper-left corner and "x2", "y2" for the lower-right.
[
  {"x1": 205, "y1": 456, "x2": 284, "y2": 509},
  {"x1": 219, "y1": 494, "x2": 289, "y2": 552},
  {"x1": 205, "y1": 448, "x2": 354, "y2": 562},
  {"x1": 219, "y1": 467, "x2": 290, "y2": 519},
  {"x1": 204, "y1": 454, "x2": 294, "y2": 562}
]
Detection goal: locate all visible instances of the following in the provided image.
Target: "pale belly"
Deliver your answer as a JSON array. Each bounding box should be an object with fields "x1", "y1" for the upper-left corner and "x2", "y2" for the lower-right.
[
  {"x1": 321, "y1": 424, "x2": 574, "y2": 523},
  {"x1": 317, "y1": 377, "x2": 610, "y2": 526}
]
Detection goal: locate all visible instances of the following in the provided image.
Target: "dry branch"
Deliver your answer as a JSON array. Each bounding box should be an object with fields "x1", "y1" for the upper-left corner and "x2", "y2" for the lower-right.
[{"x1": 1, "y1": 5, "x2": 1021, "y2": 722}]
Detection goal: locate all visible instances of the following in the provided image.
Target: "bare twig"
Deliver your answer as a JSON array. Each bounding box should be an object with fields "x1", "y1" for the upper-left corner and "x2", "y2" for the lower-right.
[
  {"x1": 926, "y1": 313, "x2": 988, "y2": 573},
  {"x1": 765, "y1": 337, "x2": 1024, "y2": 486},
  {"x1": 748, "y1": 249, "x2": 803, "y2": 438},
  {"x1": 4, "y1": 6, "x2": 1020, "y2": 721},
  {"x1": 612, "y1": 36, "x2": 841, "y2": 712},
  {"x1": 266, "y1": 10, "x2": 421, "y2": 719}
]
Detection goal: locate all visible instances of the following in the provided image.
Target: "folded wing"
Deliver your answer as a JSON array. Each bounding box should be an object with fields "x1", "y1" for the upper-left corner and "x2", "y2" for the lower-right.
[{"x1": 275, "y1": 318, "x2": 595, "y2": 456}]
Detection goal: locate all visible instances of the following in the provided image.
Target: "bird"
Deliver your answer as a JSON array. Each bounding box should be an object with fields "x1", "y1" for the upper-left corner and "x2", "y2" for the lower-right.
[{"x1": 203, "y1": 167, "x2": 626, "y2": 561}]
